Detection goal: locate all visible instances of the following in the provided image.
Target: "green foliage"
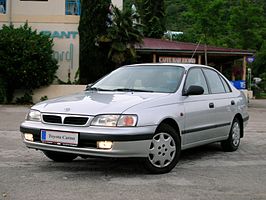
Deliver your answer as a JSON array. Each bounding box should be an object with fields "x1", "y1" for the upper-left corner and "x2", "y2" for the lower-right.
[
  {"x1": 259, "y1": 73, "x2": 266, "y2": 91},
  {"x1": 0, "y1": 23, "x2": 58, "y2": 103},
  {"x1": 15, "y1": 92, "x2": 33, "y2": 104},
  {"x1": 98, "y1": 7, "x2": 144, "y2": 66},
  {"x1": 78, "y1": 0, "x2": 111, "y2": 84},
  {"x1": 253, "y1": 42, "x2": 266, "y2": 77},
  {"x1": 79, "y1": 1, "x2": 143, "y2": 83},
  {"x1": 0, "y1": 76, "x2": 7, "y2": 103},
  {"x1": 123, "y1": 0, "x2": 144, "y2": 19},
  {"x1": 40, "y1": 95, "x2": 48, "y2": 102},
  {"x1": 227, "y1": 0, "x2": 265, "y2": 50},
  {"x1": 252, "y1": 72, "x2": 266, "y2": 98},
  {"x1": 142, "y1": 0, "x2": 166, "y2": 38},
  {"x1": 163, "y1": 0, "x2": 266, "y2": 76},
  {"x1": 165, "y1": 1, "x2": 187, "y2": 31}
]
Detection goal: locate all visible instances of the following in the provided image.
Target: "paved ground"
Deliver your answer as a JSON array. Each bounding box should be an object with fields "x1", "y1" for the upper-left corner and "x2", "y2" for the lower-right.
[{"x1": 0, "y1": 100, "x2": 266, "y2": 200}]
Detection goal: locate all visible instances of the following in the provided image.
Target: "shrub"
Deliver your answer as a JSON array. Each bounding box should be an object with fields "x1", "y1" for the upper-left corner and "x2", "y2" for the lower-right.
[
  {"x1": 0, "y1": 76, "x2": 7, "y2": 103},
  {"x1": 0, "y1": 23, "x2": 58, "y2": 103}
]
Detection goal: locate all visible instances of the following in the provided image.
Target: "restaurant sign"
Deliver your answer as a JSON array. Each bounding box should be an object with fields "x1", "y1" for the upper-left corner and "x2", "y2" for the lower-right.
[{"x1": 159, "y1": 56, "x2": 196, "y2": 64}]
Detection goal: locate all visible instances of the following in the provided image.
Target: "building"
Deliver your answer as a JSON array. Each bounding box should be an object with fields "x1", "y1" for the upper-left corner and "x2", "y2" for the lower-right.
[
  {"x1": 1, "y1": 0, "x2": 254, "y2": 91},
  {"x1": 0, "y1": 0, "x2": 123, "y2": 82},
  {"x1": 136, "y1": 38, "x2": 255, "y2": 90}
]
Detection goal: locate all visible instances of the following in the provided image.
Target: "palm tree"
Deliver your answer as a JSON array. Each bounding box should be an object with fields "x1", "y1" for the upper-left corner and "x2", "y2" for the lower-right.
[{"x1": 98, "y1": 6, "x2": 144, "y2": 67}]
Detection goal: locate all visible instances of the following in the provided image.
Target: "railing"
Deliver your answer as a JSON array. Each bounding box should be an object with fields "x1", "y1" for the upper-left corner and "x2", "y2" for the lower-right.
[
  {"x1": 0, "y1": 0, "x2": 6, "y2": 14},
  {"x1": 65, "y1": 0, "x2": 80, "y2": 15}
]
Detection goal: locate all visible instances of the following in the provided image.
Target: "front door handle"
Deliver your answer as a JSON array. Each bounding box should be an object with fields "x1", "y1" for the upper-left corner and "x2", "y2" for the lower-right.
[{"x1": 209, "y1": 102, "x2": 214, "y2": 108}]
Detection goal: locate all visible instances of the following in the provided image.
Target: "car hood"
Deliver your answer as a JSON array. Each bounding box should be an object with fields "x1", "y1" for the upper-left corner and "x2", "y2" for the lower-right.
[{"x1": 32, "y1": 91, "x2": 169, "y2": 116}]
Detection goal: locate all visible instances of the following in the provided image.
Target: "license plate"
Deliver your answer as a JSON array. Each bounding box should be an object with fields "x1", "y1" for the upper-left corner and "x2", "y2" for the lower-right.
[{"x1": 41, "y1": 130, "x2": 78, "y2": 146}]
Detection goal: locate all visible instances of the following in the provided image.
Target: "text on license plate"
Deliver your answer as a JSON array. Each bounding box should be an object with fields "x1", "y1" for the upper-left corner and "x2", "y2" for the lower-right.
[{"x1": 41, "y1": 130, "x2": 78, "y2": 146}]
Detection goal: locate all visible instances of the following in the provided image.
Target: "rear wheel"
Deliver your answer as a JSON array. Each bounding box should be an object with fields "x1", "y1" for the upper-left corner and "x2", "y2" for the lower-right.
[
  {"x1": 43, "y1": 151, "x2": 78, "y2": 162},
  {"x1": 144, "y1": 124, "x2": 181, "y2": 174},
  {"x1": 221, "y1": 118, "x2": 241, "y2": 152}
]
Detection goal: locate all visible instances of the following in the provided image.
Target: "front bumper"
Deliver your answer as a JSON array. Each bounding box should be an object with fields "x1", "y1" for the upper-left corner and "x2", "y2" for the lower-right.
[{"x1": 20, "y1": 121, "x2": 156, "y2": 158}]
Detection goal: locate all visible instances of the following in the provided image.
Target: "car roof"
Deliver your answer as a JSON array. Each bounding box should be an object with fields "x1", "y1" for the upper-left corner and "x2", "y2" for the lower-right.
[{"x1": 125, "y1": 63, "x2": 214, "y2": 71}]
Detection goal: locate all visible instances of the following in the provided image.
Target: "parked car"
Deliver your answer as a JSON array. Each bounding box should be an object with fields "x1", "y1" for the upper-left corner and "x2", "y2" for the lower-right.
[{"x1": 20, "y1": 63, "x2": 249, "y2": 173}]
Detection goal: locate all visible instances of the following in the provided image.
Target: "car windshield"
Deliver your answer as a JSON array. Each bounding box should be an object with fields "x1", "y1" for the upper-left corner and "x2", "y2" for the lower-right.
[{"x1": 90, "y1": 65, "x2": 185, "y2": 93}]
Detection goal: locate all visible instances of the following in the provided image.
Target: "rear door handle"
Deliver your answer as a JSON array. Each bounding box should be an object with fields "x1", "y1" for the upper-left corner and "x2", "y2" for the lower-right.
[
  {"x1": 209, "y1": 102, "x2": 214, "y2": 108},
  {"x1": 231, "y1": 100, "x2": 235, "y2": 105}
]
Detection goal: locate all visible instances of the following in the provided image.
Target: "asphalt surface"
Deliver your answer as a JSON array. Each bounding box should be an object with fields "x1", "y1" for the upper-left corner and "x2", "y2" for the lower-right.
[{"x1": 0, "y1": 100, "x2": 266, "y2": 200}]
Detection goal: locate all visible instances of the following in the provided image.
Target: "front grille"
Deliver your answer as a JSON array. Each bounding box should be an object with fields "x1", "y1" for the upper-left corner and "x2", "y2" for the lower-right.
[
  {"x1": 42, "y1": 114, "x2": 89, "y2": 126},
  {"x1": 64, "y1": 117, "x2": 88, "y2": 125},
  {"x1": 43, "y1": 115, "x2": 62, "y2": 124}
]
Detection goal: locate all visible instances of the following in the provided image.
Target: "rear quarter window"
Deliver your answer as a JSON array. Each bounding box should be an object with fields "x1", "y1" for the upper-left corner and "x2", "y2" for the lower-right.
[{"x1": 220, "y1": 76, "x2": 232, "y2": 93}]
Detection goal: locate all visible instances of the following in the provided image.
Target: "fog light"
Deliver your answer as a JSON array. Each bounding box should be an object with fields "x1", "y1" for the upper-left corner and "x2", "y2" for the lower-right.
[
  {"x1": 24, "y1": 133, "x2": 34, "y2": 142},
  {"x1": 97, "y1": 141, "x2": 113, "y2": 149}
]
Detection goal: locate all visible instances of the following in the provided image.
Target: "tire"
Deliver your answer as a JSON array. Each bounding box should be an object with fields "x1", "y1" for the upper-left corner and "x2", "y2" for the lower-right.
[
  {"x1": 144, "y1": 124, "x2": 181, "y2": 174},
  {"x1": 43, "y1": 151, "x2": 78, "y2": 162},
  {"x1": 221, "y1": 118, "x2": 241, "y2": 152}
]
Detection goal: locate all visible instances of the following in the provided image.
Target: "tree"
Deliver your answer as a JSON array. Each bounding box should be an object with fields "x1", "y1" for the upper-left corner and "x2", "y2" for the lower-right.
[
  {"x1": 163, "y1": 0, "x2": 266, "y2": 77},
  {"x1": 227, "y1": 0, "x2": 265, "y2": 50},
  {"x1": 123, "y1": 0, "x2": 143, "y2": 14},
  {"x1": 163, "y1": 0, "x2": 266, "y2": 50},
  {"x1": 179, "y1": 0, "x2": 229, "y2": 46},
  {"x1": 165, "y1": 2, "x2": 187, "y2": 31},
  {"x1": 98, "y1": 7, "x2": 144, "y2": 67},
  {"x1": 78, "y1": 0, "x2": 111, "y2": 84},
  {"x1": 253, "y1": 41, "x2": 266, "y2": 76},
  {"x1": 0, "y1": 24, "x2": 58, "y2": 103},
  {"x1": 142, "y1": 0, "x2": 166, "y2": 38},
  {"x1": 79, "y1": 1, "x2": 144, "y2": 82}
]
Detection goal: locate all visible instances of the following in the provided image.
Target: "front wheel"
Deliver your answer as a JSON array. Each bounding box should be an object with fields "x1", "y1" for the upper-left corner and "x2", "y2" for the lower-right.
[
  {"x1": 144, "y1": 124, "x2": 181, "y2": 174},
  {"x1": 43, "y1": 151, "x2": 78, "y2": 162},
  {"x1": 221, "y1": 118, "x2": 241, "y2": 152}
]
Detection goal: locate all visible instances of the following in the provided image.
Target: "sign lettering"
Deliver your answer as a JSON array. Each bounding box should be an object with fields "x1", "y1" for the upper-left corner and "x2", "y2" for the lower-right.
[
  {"x1": 40, "y1": 31, "x2": 79, "y2": 39},
  {"x1": 159, "y1": 57, "x2": 196, "y2": 64}
]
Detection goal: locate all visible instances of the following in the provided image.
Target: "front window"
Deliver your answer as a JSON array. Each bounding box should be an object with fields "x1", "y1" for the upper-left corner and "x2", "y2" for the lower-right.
[
  {"x1": 184, "y1": 68, "x2": 209, "y2": 94},
  {"x1": 0, "y1": 0, "x2": 6, "y2": 14},
  {"x1": 65, "y1": 0, "x2": 80, "y2": 15},
  {"x1": 90, "y1": 65, "x2": 185, "y2": 93}
]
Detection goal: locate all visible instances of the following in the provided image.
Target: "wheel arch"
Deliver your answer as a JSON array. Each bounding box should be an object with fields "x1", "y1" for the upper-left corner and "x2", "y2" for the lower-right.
[
  {"x1": 234, "y1": 113, "x2": 244, "y2": 138},
  {"x1": 157, "y1": 118, "x2": 181, "y2": 141}
]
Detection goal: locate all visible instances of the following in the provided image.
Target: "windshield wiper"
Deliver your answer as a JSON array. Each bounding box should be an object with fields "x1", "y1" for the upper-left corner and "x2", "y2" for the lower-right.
[
  {"x1": 112, "y1": 88, "x2": 154, "y2": 92},
  {"x1": 87, "y1": 87, "x2": 112, "y2": 91}
]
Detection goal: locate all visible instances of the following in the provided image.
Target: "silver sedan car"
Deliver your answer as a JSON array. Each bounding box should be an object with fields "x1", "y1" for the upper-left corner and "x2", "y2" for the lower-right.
[{"x1": 20, "y1": 63, "x2": 249, "y2": 173}]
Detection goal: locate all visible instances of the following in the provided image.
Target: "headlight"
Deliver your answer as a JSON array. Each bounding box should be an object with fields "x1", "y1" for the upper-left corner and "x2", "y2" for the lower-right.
[
  {"x1": 26, "y1": 110, "x2": 41, "y2": 121},
  {"x1": 91, "y1": 114, "x2": 137, "y2": 127}
]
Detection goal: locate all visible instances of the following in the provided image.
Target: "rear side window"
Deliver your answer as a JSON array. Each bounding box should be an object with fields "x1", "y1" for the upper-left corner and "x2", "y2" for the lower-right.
[{"x1": 203, "y1": 68, "x2": 226, "y2": 94}]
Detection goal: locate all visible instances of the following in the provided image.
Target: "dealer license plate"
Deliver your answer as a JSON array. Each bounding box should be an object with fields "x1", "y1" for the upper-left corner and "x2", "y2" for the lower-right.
[{"x1": 41, "y1": 130, "x2": 78, "y2": 146}]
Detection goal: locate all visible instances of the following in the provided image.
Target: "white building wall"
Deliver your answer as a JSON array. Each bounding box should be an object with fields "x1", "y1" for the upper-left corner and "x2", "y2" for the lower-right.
[
  {"x1": 0, "y1": 0, "x2": 122, "y2": 83},
  {"x1": 11, "y1": 0, "x2": 65, "y2": 16}
]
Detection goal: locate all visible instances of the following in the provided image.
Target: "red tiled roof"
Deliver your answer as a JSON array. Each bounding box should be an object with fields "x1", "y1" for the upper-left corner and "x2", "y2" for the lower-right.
[{"x1": 136, "y1": 38, "x2": 254, "y2": 55}]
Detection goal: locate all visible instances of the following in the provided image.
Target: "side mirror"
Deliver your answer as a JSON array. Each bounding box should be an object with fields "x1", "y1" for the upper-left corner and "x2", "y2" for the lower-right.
[
  {"x1": 183, "y1": 85, "x2": 204, "y2": 96},
  {"x1": 85, "y1": 83, "x2": 93, "y2": 91}
]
